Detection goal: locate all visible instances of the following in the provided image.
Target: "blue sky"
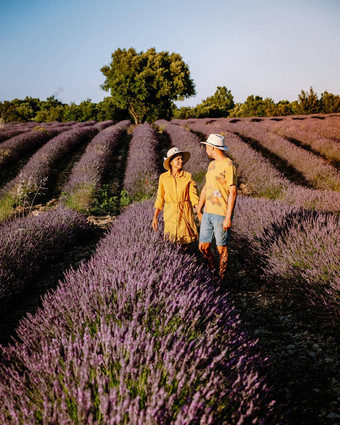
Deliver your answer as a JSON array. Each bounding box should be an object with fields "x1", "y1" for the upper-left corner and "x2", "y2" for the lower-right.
[{"x1": 1, "y1": 0, "x2": 339, "y2": 107}]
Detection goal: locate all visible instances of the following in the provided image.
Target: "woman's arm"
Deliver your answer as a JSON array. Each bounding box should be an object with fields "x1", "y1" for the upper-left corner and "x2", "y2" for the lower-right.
[
  {"x1": 197, "y1": 184, "x2": 207, "y2": 222},
  {"x1": 152, "y1": 176, "x2": 164, "y2": 231},
  {"x1": 152, "y1": 208, "x2": 161, "y2": 231},
  {"x1": 189, "y1": 177, "x2": 199, "y2": 209}
]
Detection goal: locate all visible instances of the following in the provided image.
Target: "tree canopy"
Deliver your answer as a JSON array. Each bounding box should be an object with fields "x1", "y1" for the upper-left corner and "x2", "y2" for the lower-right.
[{"x1": 100, "y1": 47, "x2": 196, "y2": 124}]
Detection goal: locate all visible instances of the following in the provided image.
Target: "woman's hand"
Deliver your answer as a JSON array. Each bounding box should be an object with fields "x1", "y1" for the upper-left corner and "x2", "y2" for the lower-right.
[
  {"x1": 152, "y1": 217, "x2": 158, "y2": 231},
  {"x1": 195, "y1": 205, "x2": 203, "y2": 222}
]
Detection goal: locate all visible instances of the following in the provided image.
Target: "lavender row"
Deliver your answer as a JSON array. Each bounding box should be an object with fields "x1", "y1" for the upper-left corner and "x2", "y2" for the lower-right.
[
  {"x1": 1, "y1": 127, "x2": 98, "y2": 219},
  {"x1": 0, "y1": 129, "x2": 29, "y2": 143},
  {"x1": 0, "y1": 122, "x2": 38, "y2": 131},
  {"x1": 184, "y1": 119, "x2": 340, "y2": 212},
  {"x1": 264, "y1": 120, "x2": 340, "y2": 167},
  {"x1": 0, "y1": 201, "x2": 285, "y2": 424},
  {"x1": 274, "y1": 114, "x2": 340, "y2": 142},
  {"x1": 233, "y1": 195, "x2": 340, "y2": 325},
  {"x1": 0, "y1": 128, "x2": 62, "y2": 175},
  {"x1": 93, "y1": 119, "x2": 115, "y2": 131},
  {"x1": 154, "y1": 119, "x2": 209, "y2": 191},
  {"x1": 123, "y1": 123, "x2": 160, "y2": 200},
  {"x1": 61, "y1": 120, "x2": 130, "y2": 211},
  {"x1": 223, "y1": 119, "x2": 340, "y2": 191},
  {"x1": 72, "y1": 120, "x2": 97, "y2": 128},
  {"x1": 0, "y1": 206, "x2": 91, "y2": 308}
]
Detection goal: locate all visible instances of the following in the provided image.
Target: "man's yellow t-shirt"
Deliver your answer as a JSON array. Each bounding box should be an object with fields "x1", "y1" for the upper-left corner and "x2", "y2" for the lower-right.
[{"x1": 204, "y1": 158, "x2": 237, "y2": 217}]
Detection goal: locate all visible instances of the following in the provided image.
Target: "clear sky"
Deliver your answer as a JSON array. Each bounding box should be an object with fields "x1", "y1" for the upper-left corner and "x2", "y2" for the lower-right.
[{"x1": 1, "y1": 0, "x2": 339, "y2": 107}]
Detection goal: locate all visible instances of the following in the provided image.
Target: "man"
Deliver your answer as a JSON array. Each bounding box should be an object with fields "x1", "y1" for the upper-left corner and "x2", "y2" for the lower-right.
[{"x1": 197, "y1": 133, "x2": 237, "y2": 280}]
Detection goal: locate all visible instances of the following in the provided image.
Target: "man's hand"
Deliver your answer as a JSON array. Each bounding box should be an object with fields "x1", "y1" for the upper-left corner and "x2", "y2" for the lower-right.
[
  {"x1": 223, "y1": 217, "x2": 232, "y2": 231},
  {"x1": 197, "y1": 210, "x2": 203, "y2": 222}
]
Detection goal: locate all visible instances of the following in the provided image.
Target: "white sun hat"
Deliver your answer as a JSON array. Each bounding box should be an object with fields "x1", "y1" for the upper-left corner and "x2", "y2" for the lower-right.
[
  {"x1": 163, "y1": 147, "x2": 190, "y2": 170},
  {"x1": 201, "y1": 133, "x2": 229, "y2": 151}
]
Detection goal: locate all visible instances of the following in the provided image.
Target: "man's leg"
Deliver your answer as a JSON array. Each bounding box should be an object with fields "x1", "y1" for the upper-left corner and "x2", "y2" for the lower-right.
[
  {"x1": 199, "y1": 242, "x2": 216, "y2": 272},
  {"x1": 199, "y1": 213, "x2": 216, "y2": 272},
  {"x1": 217, "y1": 245, "x2": 228, "y2": 280}
]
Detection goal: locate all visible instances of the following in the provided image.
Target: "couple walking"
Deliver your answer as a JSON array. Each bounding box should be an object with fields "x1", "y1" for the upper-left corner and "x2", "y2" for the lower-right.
[{"x1": 152, "y1": 133, "x2": 237, "y2": 280}]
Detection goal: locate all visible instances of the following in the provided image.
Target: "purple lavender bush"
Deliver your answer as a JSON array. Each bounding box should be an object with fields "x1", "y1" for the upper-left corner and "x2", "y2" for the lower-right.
[
  {"x1": 0, "y1": 126, "x2": 98, "y2": 221},
  {"x1": 257, "y1": 118, "x2": 340, "y2": 167},
  {"x1": 0, "y1": 206, "x2": 91, "y2": 307},
  {"x1": 233, "y1": 195, "x2": 340, "y2": 325},
  {"x1": 0, "y1": 129, "x2": 28, "y2": 143},
  {"x1": 253, "y1": 208, "x2": 340, "y2": 324},
  {"x1": 93, "y1": 120, "x2": 115, "y2": 131},
  {"x1": 61, "y1": 120, "x2": 130, "y2": 212},
  {"x1": 0, "y1": 128, "x2": 61, "y2": 175},
  {"x1": 0, "y1": 201, "x2": 286, "y2": 424},
  {"x1": 73, "y1": 121, "x2": 97, "y2": 128},
  {"x1": 220, "y1": 120, "x2": 340, "y2": 191},
  {"x1": 123, "y1": 123, "x2": 160, "y2": 201}
]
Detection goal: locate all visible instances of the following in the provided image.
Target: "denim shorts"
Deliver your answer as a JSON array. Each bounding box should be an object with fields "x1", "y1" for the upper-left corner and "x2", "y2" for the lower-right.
[{"x1": 199, "y1": 213, "x2": 231, "y2": 246}]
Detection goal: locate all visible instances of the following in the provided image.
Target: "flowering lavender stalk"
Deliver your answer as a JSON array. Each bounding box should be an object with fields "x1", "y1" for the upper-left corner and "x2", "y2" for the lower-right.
[
  {"x1": 184, "y1": 119, "x2": 340, "y2": 212},
  {"x1": 61, "y1": 120, "x2": 130, "y2": 212},
  {"x1": 123, "y1": 123, "x2": 160, "y2": 200},
  {"x1": 0, "y1": 206, "x2": 91, "y2": 307},
  {"x1": 0, "y1": 201, "x2": 285, "y2": 424},
  {"x1": 154, "y1": 120, "x2": 209, "y2": 191},
  {"x1": 0, "y1": 126, "x2": 98, "y2": 220}
]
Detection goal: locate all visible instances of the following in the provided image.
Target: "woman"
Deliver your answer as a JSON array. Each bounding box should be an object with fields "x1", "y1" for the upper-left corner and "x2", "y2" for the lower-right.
[{"x1": 152, "y1": 147, "x2": 199, "y2": 245}]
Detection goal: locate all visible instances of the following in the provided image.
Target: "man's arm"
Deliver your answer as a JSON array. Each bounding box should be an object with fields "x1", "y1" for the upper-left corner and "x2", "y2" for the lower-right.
[{"x1": 223, "y1": 185, "x2": 237, "y2": 230}]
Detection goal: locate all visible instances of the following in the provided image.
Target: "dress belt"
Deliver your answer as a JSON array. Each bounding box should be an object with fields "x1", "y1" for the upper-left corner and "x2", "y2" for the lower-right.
[{"x1": 164, "y1": 200, "x2": 190, "y2": 203}]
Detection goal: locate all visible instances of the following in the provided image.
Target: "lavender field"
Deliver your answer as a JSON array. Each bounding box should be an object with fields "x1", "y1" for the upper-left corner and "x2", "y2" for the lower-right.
[{"x1": 0, "y1": 115, "x2": 339, "y2": 424}]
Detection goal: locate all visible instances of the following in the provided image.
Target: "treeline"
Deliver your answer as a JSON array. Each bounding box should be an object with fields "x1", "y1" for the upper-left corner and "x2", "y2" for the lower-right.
[
  {"x1": 0, "y1": 96, "x2": 130, "y2": 124},
  {"x1": 1, "y1": 86, "x2": 340, "y2": 124},
  {"x1": 174, "y1": 86, "x2": 340, "y2": 119}
]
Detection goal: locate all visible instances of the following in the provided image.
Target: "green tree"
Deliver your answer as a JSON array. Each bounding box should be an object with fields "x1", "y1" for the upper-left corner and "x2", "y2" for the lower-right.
[
  {"x1": 320, "y1": 91, "x2": 340, "y2": 114},
  {"x1": 63, "y1": 103, "x2": 82, "y2": 122},
  {"x1": 173, "y1": 106, "x2": 195, "y2": 119},
  {"x1": 298, "y1": 87, "x2": 320, "y2": 114},
  {"x1": 229, "y1": 95, "x2": 264, "y2": 117},
  {"x1": 34, "y1": 96, "x2": 65, "y2": 122},
  {"x1": 4, "y1": 97, "x2": 41, "y2": 122},
  {"x1": 100, "y1": 47, "x2": 195, "y2": 124},
  {"x1": 0, "y1": 101, "x2": 17, "y2": 123},
  {"x1": 77, "y1": 99, "x2": 98, "y2": 121},
  {"x1": 196, "y1": 86, "x2": 235, "y2": 118},
  {"x1": 276, "y1": 100, "x2": 295, "y2": 116},
  {"x1": 97, "y1": 97, "x2": 130, "y2": 121}
]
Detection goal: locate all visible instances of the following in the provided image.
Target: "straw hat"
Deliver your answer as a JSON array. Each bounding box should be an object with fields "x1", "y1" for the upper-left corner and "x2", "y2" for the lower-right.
[
  {"x1": 163, "y1": 147, "x2": 190, "y2": 170},
  {"x1": 201, "y1": 133, "x2": 229, "y2": 151}
]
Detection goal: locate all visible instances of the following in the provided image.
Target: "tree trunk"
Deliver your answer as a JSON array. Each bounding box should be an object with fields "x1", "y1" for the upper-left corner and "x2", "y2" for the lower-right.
[{"x1": 128, "y1": 106, "x2": 140, "y2": 125}]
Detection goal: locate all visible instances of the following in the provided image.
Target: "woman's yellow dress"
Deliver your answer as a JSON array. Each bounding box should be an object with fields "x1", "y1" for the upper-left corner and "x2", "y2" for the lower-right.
[{"x1": 154, "y1": 170, "x2": 199, "y2": 244}]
